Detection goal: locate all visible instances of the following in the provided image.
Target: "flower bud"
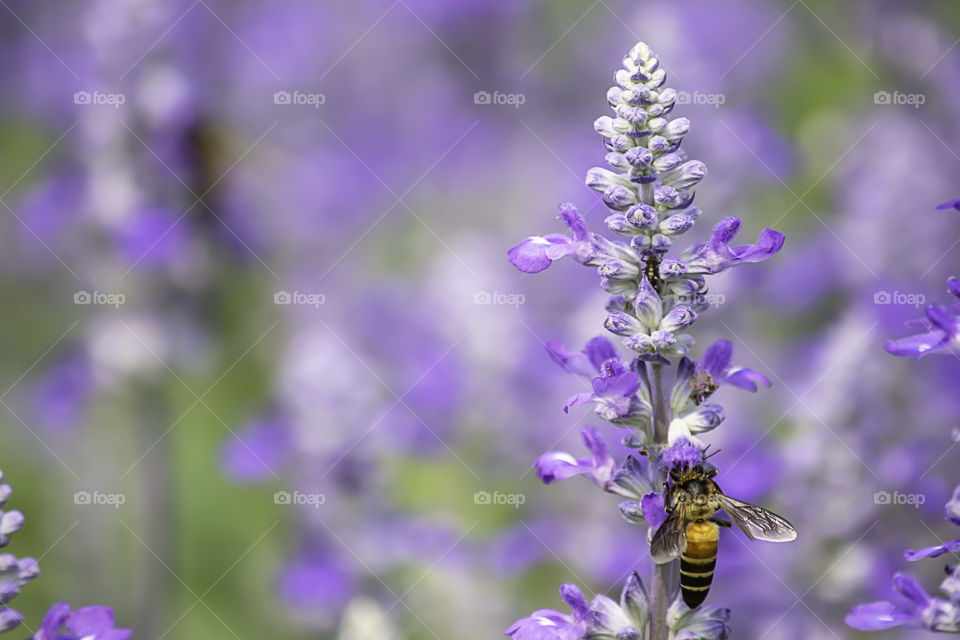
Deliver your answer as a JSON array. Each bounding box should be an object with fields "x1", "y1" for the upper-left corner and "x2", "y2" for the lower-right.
[
  {"x1": 653, "y1": 153, "x2": 682, "y2": 172},
  {"x1": 659, "y1": 305, "x2": 697, "y2": 332},
  {"x1": 626, "y1": 203, "x2": 657, "y2": 229},
  {"x1": 615, "y1": 105, "x2": 646, "y2": 125},
  {"x1": 606, "y1": 152, "x2": 631, "y2": 172},
  {"x1": 664, "y1": 118, "x2": 690, "y2": 142},
  {"x1": 662, "y1": 160, "x2": 707, "y2": 189},
  {"x1": 634, "y1": 277, "x2": 662, "y2": 329},
  {"x1": 599, "y1": 259, "x2": 640, "y2": 280},
  {"x1": 605, "y1": 214, "x2": 634, "y2": 235},
  {"x1": 654, "y1": 186, "x2": 682, "y2": 208},
  {"x1": 648, "y1": 135, "x2": 670, "y2": 153},
  {"x1": 625, "y1": 147, "x2": 653, "y2": 167},
  {"x1": 605, "y1": 311, "x2": 643, "y2": 336},
  {"x1": 659, "y1": 214, "x2": 693, "y2": 236}
]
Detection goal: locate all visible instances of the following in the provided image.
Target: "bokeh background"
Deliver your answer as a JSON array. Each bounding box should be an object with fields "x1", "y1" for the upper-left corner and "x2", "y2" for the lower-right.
[{"x1": 1, "y1": 0, "x2": 959, "y2": 638}]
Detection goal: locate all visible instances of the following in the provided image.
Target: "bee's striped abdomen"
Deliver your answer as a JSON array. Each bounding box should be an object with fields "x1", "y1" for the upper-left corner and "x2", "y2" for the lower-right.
[{"x1": 681, "y1": 521, "x2": 718, "y2": 608}]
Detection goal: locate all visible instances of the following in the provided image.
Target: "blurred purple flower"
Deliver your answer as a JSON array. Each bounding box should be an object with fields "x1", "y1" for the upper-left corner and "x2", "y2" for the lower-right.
[
  {"x1": 846, "y1": 571, "x2": 960, "y2": 632},
  {"x1": 220, "y1": 416, "x2": 292, "y2": 483},
  {"x1": 276, "y1": 553, "x2": 355, "y2": 615},
  {"x1": 936, "y1": 199, "x2": 960, "y2": 212}
]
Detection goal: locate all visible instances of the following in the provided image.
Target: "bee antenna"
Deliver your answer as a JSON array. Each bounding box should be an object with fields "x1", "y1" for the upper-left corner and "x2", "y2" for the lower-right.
[{"x1": 704, "y1": 448, "x2": 722, "y2": 459}]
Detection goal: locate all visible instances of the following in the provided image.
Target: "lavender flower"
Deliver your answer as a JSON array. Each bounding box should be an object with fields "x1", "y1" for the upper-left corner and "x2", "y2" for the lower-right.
[
  {"x1": 507, "y1": 40, "x2": 787, "y2": 639},
  {"x1": 0, "y1": 471, "x2": 38, "y2": 633},
  {"x1": 505, "y1": 583, "x2": 589, "y2": 640}
]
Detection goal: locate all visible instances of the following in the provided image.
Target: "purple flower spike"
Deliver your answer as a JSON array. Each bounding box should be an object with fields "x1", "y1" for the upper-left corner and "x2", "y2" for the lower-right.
[
  {"x1": 508, "y1": 203, "x2": 592, "y2": 273},
  {"x1": 34, "y1": 602, "x2": 131, "y2": 640},
  {"x1": 534, "y1": 426, "x2": 616, "y2": 490},
  {"x1": 682, "y1": 217, "x2": 785, "y2": 275},
  {"x1": 701, "y1": 339, "x2": 771, "y2": 392}
]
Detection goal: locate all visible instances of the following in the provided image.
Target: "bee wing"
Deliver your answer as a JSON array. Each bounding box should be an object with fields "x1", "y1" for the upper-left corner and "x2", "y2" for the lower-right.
[
  {"x1": 650, "y1": 505, "x2": 687, "y2": 564},
  {"x1": 715, "y1": 494, "x2": 797, "y2": 542}
]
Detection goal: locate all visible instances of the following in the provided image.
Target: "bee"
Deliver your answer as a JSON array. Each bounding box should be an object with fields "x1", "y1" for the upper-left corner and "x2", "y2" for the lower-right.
[
  {"x1": 688, "y1": 368, "x2": 718, "y2": 406},
  {"x1": 650, "y1": 460, "x2": 797, "y2": 608}
]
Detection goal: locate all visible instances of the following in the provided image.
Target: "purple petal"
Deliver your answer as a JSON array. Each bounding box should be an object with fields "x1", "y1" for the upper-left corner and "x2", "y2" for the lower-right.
[
  {"x1": 640, "y1": 492, "x2": 667, "y2": 530},
  {"x1": 558, "y1": 203, "x2": 589, "y2": 242},
  {"x1": 701, "y1": 340, "x2": 732, "y2": 378},
  {"x1": 37, "y1": 602, "x2": 71, "y2": 640},
  {"x1": 730, "y1": 227, "x2": 785, "y2": 263},
  {"x1": 534, "y1": 452, "x2": 585, "y2": 484},
  {"x1": 562, "y1": 392, "x2": 592, "y2": 414},
  {"x1": 893, "y1": 572, "x2": 932, "y2": 607},
  {"x1": 723, "y1": 367, "x2": 771, "y2": 392},
  {"x1": 711, "y1": 217, "x2": 741, "y2": 245},
  {"x1": 846, "y1": 602, "x2": 913, "y2": 631},
  {"x1": 936, "y1": 198, "x2": 960, "y2": 211},
  {"x1": 559, "y1": 583, "x2": 589, "y2": 618},
  {"x1": 508, "y1": 235, "x2": 571, "y2": 274},
  {"x1": 884, "y1": 331, "x2": 948, "y2": 359},
  {"x1": 584, "y1": 337, "x2": 618, "y2": 372},
  {"x1": 580, "y1": 426, "x2": 608, "y2": 461},
  {"x1": 926, "y1": 304, "x2": 959, "y2": 336},
  {"x1": 904, "y1": 538, "x2": 960, "y2": 561},
  {"x1": 591, "y1": 371, "x2": 639, "y2": 398},
  {"x1": 545, "y1": 341, "x2": 594, "y2": 377},
  {"x1": 65, "y1": 606, "x2": 115, "y2": 636}
]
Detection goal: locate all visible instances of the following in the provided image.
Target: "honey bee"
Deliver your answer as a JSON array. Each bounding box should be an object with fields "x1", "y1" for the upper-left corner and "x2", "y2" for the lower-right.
[
  {"x1": 650, "y1": 460, "x2": 797, "y2": 608},
  {"x1": 688, "y1": 368, "x2": 718, "y2": 406}
]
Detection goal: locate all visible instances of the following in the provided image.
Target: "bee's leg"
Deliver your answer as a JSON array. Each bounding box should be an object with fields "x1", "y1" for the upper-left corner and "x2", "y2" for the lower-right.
[{"x1": 710, "y1": 516, "x2": 732, "y2": 528}]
